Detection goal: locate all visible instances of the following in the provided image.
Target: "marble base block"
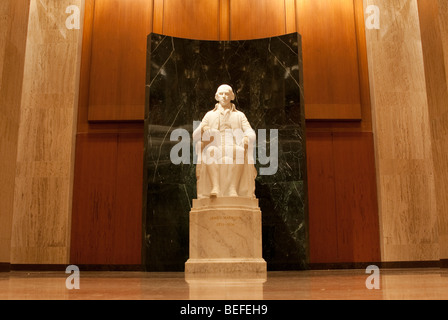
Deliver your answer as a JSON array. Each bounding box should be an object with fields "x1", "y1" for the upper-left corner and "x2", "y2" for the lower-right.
[
  {"x1": 185, "y1": 197, "x2": 267, "y2": 275},
  {"x1": 186, "y1": 274, "x2": 266, "y2": 300}
]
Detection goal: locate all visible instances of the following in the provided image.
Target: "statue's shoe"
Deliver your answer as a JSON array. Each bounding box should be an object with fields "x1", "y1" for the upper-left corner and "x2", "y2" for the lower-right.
[{"x1": 210, "y1": 188, "x2": 220, "y2": 197}]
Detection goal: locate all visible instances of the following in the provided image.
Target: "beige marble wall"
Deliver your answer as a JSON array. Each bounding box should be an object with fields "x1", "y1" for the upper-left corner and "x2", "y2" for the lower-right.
[
  {"x1": 0, "y1": 0, "x2": 30, "y2": 263},
  {"x1": 364, "y1": 0, "x2": 440, "y2": 261},
  {"x1": 7, "y1": 0, "x2": 84, "y2": 264},
  {"x1": 417, "y1": 0, "x2": 448, "y2": 260}
]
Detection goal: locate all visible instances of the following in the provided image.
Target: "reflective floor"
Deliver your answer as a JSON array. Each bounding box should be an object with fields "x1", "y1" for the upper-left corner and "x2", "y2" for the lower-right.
[{"x1": 1, "y1": 268, "x2": 448, "y2": 300}]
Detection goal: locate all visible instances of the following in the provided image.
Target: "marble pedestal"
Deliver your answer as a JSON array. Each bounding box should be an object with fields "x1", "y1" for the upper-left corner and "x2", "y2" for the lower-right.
[{"x1": 185, "y1": 197, "x2": 267, "y2": 275}]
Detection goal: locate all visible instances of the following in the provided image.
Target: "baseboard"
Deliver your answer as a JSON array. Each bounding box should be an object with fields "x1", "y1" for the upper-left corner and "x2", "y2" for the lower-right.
[
  {"x1": 309, "y1": 260, "x2": 441, "y2": 270},
  {"x1": 2, "y1": 261, "x2": 445, "y2": 272},
  {"x1": 10, "y1": 264, "x2": 67, "y2": 271},
  {"x1": 0, "y1": 263, "x2": 11, "y2": 272},
  {"x1": 309, "y1": 262, "x2": 382, "y2": 270},
  {"x1": 440, "y1": 259, "x2": 448, "y2": 268},
  {"x1": 9, "y1": 264, "x2": 144, "y2": 272},
  {"x1": 379, "y1": 260, "x2": 441, "y2": 268},
  {"x1": 74, "y1": 264, "x2": 144, "y2": 271}
]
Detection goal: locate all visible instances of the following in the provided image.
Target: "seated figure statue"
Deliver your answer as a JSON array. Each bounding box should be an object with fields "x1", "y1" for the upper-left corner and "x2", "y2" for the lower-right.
[{"x1": 193, "y1": 84, "x2": 257, "y2": 199}]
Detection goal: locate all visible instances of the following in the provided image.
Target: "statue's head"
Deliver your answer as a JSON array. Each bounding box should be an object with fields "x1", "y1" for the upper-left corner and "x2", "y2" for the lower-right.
[{"x1": 215, "y1": 84, "x2": 235, "y2": 102}]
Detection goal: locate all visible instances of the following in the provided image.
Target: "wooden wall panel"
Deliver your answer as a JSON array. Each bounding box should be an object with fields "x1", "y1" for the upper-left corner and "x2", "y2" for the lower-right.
[
  {"x1": 87, "y1": 0, "x2": 153, "y2": 122},
  {"x1": 306, "y1": 133, "x2": 338, "y2": 263},
  {"x1": 70, "y1": 134, "x2": 143, "y2": 264},
  {"x1": 72, "y1": 0, "x2": 147, "y2": 265},
  {"x1": 77, "y1": 0, "x2": 95, "y2": 133},
  {"x1": 297, "y1": 0, "x2": 362, "y2": 120},
  {"x1": 152, "y1": 0, "x2": 163, "y2": 34},
  {"x1": 230, "y1": 0, "x2": 286, "y2": 40},
  {"x1": 161, "y1": 0, "x2": 220, "y2": 40},
  {"x1": 219, "y1": 0, "x2": 231, "y2": 40},
  {"x1": 352, "y1": 0, "x2": 373, "y2": 131},
  {"x1": 71, "y1": 134, "x2": 118, "y2": 264},
  {"x1": 285, "y1": 0, "x2": 297, "y2": 33},
  {"x1": 307, "y1": 132, "x2": 380, "y2": 264},
  {"x1": 83, "y1": 0, "x2": 369, "y2": 123},
  {"x1": 114, "y1": 133, "x2": 144, "y2": 264},
  {"x1": 332, "y1": 133, "x2": 380, "y2": 262}
]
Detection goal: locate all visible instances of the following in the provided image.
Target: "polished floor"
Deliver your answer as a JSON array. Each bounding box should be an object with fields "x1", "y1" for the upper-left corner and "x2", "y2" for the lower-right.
[{"x1": 1, "y1": 268, "x2": 448, "y2": 300}]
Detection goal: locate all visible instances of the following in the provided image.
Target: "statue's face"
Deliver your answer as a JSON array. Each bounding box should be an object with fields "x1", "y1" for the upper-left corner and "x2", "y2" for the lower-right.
[{"x1": 216, "y1": 88, "x2": 232, "y2": 106}]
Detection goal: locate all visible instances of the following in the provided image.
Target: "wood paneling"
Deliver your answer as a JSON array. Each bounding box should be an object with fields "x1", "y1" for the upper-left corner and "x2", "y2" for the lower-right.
[
  {"x1": 297, "y1": 0, "x2": 362, "y2": 120},
  {"x1": 307, "y1": 132, "x2": 380, "y2": 263},
  {"x1": 152, "y1": 0, "x2": 163, "y2": 34},
  {"x1": 285, "y1": 0, "x2": 297, "y2": 34},
  {"x1": 72, "y1": 0, "x2": 145, "y2": 265},
  {"x1": 115, "y1": 134, "x2": 144, "y2": 263},
  {"x1": 161, "y1": 0, "x2": 220, "y2": 40},
  {"x1": 353, "y1": 0, "x2": 373, "y2": 131},
  {"x1": 230, "y1": 0, "x2": 286, "y2": 40},
  {"x1": 87, "y1": 0, "x2": 153, "y2": 121},
  {"x1": 306, "y1": 133, "x2": 338, "y2": 263},
  {"x1": 82, "y1": 0, "x2": 369, "y2": 122},
  {"x1": 71, "y1": 134, "x2": 118, "y2": 264},
  {"x1": 77, "y1": 0, "x2": 95, "y2": 133},
  {"x1": 70, "y1": 134, "x2": 143, "y2": 264},
  {"x1": 219, "y1": 0, "x2": 230, "y2": 40},
  {"x1": 76, "y1": 0, "x2": 146, "y2": 133},
  {"x1": 332, "y1": 133, "x2": 380, "y2": 262}
]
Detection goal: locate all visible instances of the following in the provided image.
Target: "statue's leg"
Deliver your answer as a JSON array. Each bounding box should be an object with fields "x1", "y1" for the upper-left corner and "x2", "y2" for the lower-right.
[
  {"x1": 227, "y1": 145, "x2": 245, "y2": 197},
  {"x1": 205, "y1": 146, "x2": 220, "y2": 197},
  {"x1": 207, "y1": 163, "x2": 220, "y2": 197},
  {"x1": 228, "y1": 164, "x2": 243, "y2": 197},
  {"x1": 219, "y1": 145, "x2": 233, "y2": 196}
]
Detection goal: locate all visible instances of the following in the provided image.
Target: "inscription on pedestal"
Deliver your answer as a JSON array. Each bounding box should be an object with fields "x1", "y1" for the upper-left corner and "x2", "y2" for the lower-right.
[{"x1": 210, "y1": 215, "x2": 241, "y2": 227}]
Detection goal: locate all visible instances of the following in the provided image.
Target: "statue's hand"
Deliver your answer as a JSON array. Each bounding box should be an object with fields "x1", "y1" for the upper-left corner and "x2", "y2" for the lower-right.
[
  {"x1": 201, "y1": 126, "x2": 211, "y2": 141},
  {"x1": 201, "y1": 126, "x2": 219, "y2": 143},
  {"x1": 243, "y1": 136, "x2": 249, "y2": 149},
  {"x1": 201, "y1": 125, "x2": 210, "y2": 134}
]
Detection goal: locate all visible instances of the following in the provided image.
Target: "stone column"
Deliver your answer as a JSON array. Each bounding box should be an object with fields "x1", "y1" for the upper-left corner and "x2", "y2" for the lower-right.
[
  {"x1": 8, "y1": 0, "x2": 84, "y2": 264},
  {"x1": 0, "y1": 0, "x2": 30, "y2": 266},
  {"x1": 417, "y1": 0, "x2": 448, "y2": 265},
  {"x1": 364, "y1": 0, "x2": 439, "y2": 262}
]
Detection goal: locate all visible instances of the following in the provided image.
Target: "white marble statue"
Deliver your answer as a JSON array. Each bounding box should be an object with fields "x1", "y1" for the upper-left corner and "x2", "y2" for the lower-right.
[{"x1": 193, "y1": 84, "x2": 257, "y2": 199}]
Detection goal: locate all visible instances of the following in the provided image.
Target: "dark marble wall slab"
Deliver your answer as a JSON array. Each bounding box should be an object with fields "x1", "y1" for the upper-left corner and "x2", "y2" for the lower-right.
[{"x1": 143, "y1": 33, "x2": 308, "y2": 271}]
